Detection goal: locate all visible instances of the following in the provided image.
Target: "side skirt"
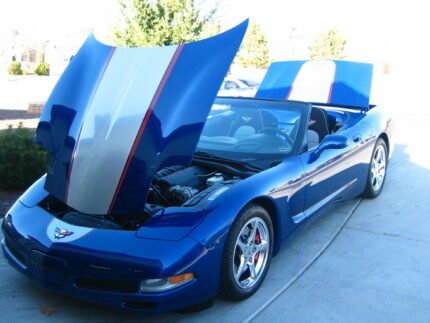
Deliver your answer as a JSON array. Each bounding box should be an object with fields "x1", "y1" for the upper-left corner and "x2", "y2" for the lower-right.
[{"x1": 292, "y1": 179, "x2": 357, "y2": 224}]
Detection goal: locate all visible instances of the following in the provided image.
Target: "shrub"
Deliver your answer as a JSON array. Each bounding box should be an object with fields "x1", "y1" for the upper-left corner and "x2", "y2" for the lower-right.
[
  {"x1": 8, "y1": 61, "x2": 23, "y2": 75},
  {"x1": 34, "y1": 62, "x2": 50, "y2": 76},
  {"x1": 0, "y1": 127, "x2": 48, "y2": 190}
]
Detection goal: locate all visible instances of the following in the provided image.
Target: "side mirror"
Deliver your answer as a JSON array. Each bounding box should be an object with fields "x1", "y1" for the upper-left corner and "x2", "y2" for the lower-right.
[{"x1": 309, "y1": 135, "x2": 349, "y2": 163}]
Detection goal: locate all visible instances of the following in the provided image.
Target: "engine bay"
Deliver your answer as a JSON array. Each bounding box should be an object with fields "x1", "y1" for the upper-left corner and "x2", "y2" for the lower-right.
[
  {"x1": 148, "y1": 165, "x2": 237, "y2": 206},
  {"x1": 39, "y1": 163, "x2": 243, "y2": 231}
]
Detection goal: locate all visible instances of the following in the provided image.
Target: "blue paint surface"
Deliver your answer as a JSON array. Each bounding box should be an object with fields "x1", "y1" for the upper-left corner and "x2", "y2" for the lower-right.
[
  {"x1": 329, "y1": 60, "x2": 373, "y2": 108},
  {"x1": 256, "y1": 61, "x2": 305, "y2": 99}
]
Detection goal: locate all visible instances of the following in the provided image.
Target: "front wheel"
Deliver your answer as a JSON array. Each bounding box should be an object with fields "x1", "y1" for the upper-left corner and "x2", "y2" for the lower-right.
[
  {"x1": 219, "y1": 204, "x2": 274, "y2": 300},
  {"x1": 362, "y1": 138, "x2": 388, "y2": 198}
]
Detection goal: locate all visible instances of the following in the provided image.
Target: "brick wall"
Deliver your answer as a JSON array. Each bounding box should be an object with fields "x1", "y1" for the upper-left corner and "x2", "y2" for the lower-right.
[{"x1": 27, "y1": 102, "x2": 45, "y2": 116}]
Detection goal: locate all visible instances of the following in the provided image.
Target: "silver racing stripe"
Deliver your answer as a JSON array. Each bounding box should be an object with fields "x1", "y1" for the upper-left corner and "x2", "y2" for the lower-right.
[{"x1": 66, "y1": 45, "x2": 178, "y2": 215}]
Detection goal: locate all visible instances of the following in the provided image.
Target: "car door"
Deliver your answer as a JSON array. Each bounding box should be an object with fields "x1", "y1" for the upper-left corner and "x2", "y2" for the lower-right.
[{"x1": 296, "y1": 122, "x2": 366, "y2": 223}]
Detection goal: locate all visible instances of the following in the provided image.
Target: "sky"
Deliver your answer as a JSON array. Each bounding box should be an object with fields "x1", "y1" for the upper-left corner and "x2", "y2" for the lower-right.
[
  {"x1": 0, "y1": 0, "x2": 119, "y2": 44},
  {"x1": 1, "y1": 0, "x2": 429, "y2": 105},
  {"x1": 1, "y1": 0, "x2": 428, "y2": 58},
  {"x1": 221, "y1": 0, "x2": 429, "y2": 64},
  {"x1": 1, "y1": 0, "x2": 428, "y2": 63}
]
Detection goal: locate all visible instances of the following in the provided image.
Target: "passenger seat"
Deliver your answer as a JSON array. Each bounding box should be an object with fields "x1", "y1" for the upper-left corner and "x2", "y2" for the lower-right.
[{"x1": 233, "y1": 125, "x2": 256, "y2": 140}]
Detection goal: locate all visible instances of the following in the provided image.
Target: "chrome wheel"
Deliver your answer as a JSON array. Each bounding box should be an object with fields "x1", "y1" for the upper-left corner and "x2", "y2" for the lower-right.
[
  {"x1": 233, "y1": 217, "x2": 270, "y2": 289},
  {"x1": 370, "y1": 145, "x2": 386, "y2": 191}
]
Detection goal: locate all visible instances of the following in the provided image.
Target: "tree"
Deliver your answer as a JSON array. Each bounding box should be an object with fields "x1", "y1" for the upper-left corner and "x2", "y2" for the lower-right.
[
  {"x1": 235, "y1": 22, "x2": 270, "y2": 69},
  {"x1": 309, "y1": 29, "x2": 347, "y2": 60},
  {"x1": 114, "y1": 0, "x2": 218, "y2": 46},
  {"x1": 199, "y1": 18, "x2": 222, "y2": 39}
]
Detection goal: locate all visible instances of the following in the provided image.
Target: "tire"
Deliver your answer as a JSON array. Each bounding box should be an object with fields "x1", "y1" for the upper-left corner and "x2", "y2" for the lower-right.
[
  {"x1": 219, "y1": 204, "x2": 274, "y2": 300},
  {"x1": 362, "y1": 138, "x2": 388, "y2": 198}
]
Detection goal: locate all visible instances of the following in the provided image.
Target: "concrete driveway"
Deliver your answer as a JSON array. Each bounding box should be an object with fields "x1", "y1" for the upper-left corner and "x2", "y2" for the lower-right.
[{"x1": 0, "y1": 113, "x2": 429, "y2": 322}]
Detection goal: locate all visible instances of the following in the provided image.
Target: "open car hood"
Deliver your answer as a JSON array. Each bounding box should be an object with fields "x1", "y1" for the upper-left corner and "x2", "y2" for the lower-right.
[
  {"x1": 256, "y1": 60, "x2": 373, "y2": 109},
  {"x1": 36, "y1": 20, "x2": 248, "y2": 215}
]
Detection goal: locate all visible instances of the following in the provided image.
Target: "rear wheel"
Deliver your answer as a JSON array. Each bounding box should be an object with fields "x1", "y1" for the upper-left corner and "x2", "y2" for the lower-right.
[
  {"x1": 362, "y1": 138, "x2": 387, "y2": 198},
  {"x1": 220, "y1": 204, "x2": 273, "y2": 300}
]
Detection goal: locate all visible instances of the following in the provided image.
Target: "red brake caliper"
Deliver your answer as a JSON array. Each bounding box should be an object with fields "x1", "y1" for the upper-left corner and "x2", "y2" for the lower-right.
[{"x1": 254, "y1": 230, "x2": 261, "y2": 262}]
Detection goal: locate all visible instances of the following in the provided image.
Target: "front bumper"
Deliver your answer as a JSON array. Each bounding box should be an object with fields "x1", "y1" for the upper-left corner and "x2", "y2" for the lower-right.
[{"x1": 1, "y1": 201, "x2": 221, "y2": 313}]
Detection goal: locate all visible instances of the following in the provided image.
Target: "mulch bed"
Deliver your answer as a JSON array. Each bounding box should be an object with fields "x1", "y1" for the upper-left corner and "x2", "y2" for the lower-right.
[
  {"x1": 0, "y1": 109, "x2": 39, "y2": 121},
  {"x1": 0, "y1": 191, "x2": 22, "y2": 217}
]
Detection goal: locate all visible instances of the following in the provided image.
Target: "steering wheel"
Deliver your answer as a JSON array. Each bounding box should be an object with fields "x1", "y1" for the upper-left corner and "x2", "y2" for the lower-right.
[{"x1": 258, "y1": 127, "x2": 294, "y2": 146}]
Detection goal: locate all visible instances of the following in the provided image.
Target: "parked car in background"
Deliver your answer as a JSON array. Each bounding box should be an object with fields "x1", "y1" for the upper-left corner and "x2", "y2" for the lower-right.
[
  {"x1": 218, "y1": 76, "x2": 258, "y2": 97},
  {"x1": 238, "y1": 78, "x2": 260, "y2": 88}
]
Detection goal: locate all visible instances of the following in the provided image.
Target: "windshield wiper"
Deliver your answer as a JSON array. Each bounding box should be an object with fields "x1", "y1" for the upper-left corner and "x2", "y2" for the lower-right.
[{"x1": 194, "y1": 151, "x2": 263, "y2": 172}]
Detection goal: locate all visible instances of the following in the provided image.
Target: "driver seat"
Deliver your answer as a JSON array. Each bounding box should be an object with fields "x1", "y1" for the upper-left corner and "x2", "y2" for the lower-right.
[{"x1": 309, "y1": 107, "x2": 330, "y2": 142}]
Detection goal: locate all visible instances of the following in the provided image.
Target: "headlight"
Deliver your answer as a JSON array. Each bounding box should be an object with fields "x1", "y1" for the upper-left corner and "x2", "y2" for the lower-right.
[
  {"x1": 3, "y1": 213, "x2": 11, "y2": 227},
  {"x1": 140, "y1": 273, "x2": 194, "y2": 293}
]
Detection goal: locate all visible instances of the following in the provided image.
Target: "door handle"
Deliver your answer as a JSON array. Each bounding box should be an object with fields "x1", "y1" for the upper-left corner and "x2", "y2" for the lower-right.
[{"x1": 353, "y1": 134, "x2": 362, "y2": 143}]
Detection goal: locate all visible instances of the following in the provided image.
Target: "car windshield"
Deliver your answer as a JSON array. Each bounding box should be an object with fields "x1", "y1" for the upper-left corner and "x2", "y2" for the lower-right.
[{"x1": 196, "y1": 98, "x2": 307, "y2": 169}]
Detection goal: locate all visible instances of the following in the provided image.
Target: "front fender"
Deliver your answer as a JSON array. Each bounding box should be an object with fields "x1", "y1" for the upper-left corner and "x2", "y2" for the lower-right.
[
  {"x1": 189, "y1": 156, "x2": 307, "y2": 254},
  {"x1": 136, "y1": 207, "x2": 206, "y2": 241},
  {"x1": 18, "y1": 175, "x2": 48, "y2": 208}
]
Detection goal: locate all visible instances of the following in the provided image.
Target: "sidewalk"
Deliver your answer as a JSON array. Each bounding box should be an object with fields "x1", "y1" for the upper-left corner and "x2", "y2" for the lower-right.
[{"x1": 0, "y1": 75, "x2": 57, "y2": 110}]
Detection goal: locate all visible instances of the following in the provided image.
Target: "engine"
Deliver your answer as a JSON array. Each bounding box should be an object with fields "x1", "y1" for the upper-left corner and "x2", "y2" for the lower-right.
[{"x1": 147, "y1": 165, "x2": 235, "y2": 207}]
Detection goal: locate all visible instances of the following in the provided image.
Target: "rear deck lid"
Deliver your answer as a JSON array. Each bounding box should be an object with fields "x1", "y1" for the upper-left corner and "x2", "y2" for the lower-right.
[{"x1": 256, "y1": 60, "x2": 373, "y2": 109}]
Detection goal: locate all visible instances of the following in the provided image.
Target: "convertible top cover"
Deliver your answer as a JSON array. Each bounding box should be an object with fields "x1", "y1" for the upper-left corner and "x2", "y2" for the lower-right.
[
  {"x1": 36, "y1": 20, "x2": 248, "y2": 215},
  {"x1": 256, "y1": 60, "x2": 373, "y2": 109}
]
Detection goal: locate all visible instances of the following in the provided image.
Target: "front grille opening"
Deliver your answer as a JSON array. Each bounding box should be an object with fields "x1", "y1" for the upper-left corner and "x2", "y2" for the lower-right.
[
  {"x1": 39, "y1": 195, "x2": 71, "y2": 216},
  {"x1": 5, "y1": 239, "x2": 27, "y2": 266},
  {"x1": 75, "y1": 277, "x2": 139, "y2": 293},
  {"x1": 123, "y1": 301, "x2": 158, "y2": 309},
  {"x1": 38, "y1": 195, "x2": 145, "y2": 231}
]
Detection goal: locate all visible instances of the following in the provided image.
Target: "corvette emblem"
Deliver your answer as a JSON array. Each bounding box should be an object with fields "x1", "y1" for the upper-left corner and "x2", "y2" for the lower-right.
[{"x1": 55, "y1": 227, "x2": 74, "y2": 239}]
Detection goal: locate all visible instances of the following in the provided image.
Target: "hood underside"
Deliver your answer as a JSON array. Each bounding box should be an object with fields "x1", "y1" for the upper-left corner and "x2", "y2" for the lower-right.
[{"x1": 36, "y1": 20, "x2": 248, "y2": 215}]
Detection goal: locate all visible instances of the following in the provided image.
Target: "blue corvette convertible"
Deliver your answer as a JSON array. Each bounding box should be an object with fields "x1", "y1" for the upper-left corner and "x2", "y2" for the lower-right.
[{"x1": 1, "y1": 21, "x2": 393, "y2": 313}]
